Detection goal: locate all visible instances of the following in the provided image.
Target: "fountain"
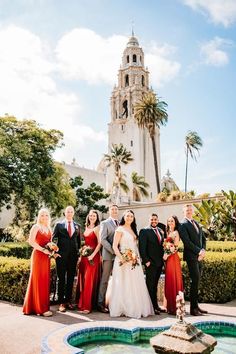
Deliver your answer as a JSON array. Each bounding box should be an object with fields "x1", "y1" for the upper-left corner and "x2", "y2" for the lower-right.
[{"x1": 150, "y1": 292, "x2": 217, "y2": 353}]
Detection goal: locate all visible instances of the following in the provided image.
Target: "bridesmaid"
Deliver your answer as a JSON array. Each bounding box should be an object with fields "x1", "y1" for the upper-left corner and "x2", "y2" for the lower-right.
[
  {"x1": 77, "y1": 210, "x2": 101, "y2": 314},
  {"x1": 23, "y1": 208, "x2": 56, "y2": 316},
  {"x1": 164, "y1": 215, "x2": 183, "y2": 315}
]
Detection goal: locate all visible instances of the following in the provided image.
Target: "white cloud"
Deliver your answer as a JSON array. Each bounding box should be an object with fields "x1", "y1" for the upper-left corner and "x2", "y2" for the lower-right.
[
  {"x1": 55, "y1": 28, "x2": 181, "y2": 88},
  {"x1": 145, "y1": 43, "x2": 181, "y2": 87},
  {"x1": 183, "y1": 0, "x2": 236, "y2": 27},
  {"x1": 0, "y1": 25, "x2": 106, "y2": 165},
  {"x1": 200, "y1": 37, "x2": 233, "y2": 66}
]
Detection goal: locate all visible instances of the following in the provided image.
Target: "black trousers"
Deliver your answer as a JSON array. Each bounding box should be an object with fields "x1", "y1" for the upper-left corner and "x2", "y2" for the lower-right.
[
  {"x1": 56, "y1": 254, "x2": 78, "y2": 304},
  {"x1": 186, "y1": 259, "x2": 202, "y2": 310},
  {"x1": 145, "y1": 264, "x2": 163, "y2": 310}
]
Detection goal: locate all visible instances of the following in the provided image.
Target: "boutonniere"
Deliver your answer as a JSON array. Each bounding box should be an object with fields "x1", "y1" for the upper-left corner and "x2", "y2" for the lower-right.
[{"x1": 75, "y1": 225, "x2": 79, "y2": 230}]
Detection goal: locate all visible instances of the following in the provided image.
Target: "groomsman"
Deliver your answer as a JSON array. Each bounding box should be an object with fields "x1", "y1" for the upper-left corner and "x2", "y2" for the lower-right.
[
  {"x1": 139, "y1": 213, "x2": 164, "y2": 315},
  {"x1": 179, "y1": 204, "x2": 207, "y2": 316},
  {"x1": 98, "y1": 204, "x2": 119, "y2": 313},
  {"x1": 53, "y1": 206, "x2": 81, "y2": 312}
]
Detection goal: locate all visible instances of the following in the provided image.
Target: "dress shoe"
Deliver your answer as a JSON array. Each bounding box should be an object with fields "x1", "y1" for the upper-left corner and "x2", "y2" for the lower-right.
[
  {"x1": 66, "y1": 303, "x2": 75, "y2": 310},
  {"x1": 42, "y1": 310, "x2": 53, "y2": 317},
  {"x1": 154, "y1": 309, "x2": 160, "y2": 315},
  {"x1": 97, "y1": 305, "x2": 109, "y2": 313},
  {"x1": 198, "y1": 307, "x2": 208, "y2": 314},
  {"x1": 190, "y1": 308, "x2": 202, "y2": 316},
  {"x1": 58, "y1": 304, "x2": 66, "y2": 313}
]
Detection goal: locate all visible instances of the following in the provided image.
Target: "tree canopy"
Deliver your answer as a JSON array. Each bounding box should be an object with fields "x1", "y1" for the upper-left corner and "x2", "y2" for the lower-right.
[{"x1": 0, "y1": 115, "x2": 75, "y2": 224}]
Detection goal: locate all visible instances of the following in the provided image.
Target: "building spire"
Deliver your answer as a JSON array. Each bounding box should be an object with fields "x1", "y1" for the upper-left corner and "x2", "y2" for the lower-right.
[{"x1": 131, "y1": 20, "x2": 134, "y2": 36}]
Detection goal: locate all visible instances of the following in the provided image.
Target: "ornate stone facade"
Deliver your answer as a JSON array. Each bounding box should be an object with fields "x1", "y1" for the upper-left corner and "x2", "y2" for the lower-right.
[{"x1": 107, "y1": 34, "x2": 161, "y2": 202}]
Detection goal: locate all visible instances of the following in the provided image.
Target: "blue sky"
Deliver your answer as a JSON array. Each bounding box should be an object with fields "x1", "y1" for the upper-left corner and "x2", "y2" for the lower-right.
[{"x1": 0, "y1": 0, "x2": 235, "y2": 195}]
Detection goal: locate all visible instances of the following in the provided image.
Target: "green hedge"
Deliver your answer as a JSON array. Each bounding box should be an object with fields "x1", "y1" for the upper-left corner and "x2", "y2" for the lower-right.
[
  {"x1": 181, "y1": 250, "x2": 236, "y2": 303},
  {"x1": 178, "y1": 240, "x2": 236, "y2": 253},
  {"x1": 0, "y1": 256, "x2": 56, "y2": 304},
  {"x1": 0, "y1": 242, "x2": 32, "y2": 259}
]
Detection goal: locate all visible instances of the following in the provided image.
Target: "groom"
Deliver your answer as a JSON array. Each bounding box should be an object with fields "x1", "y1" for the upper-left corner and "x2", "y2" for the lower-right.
[
  {"x1": 97, "y1": 204, "x2": 119, "y2": 313},
  {"x1": 179, "y1": 204, "x2": 207, "y2": 316},
  {"x1": 139, "y1": 213, "x2": 164, "y2": 315}
]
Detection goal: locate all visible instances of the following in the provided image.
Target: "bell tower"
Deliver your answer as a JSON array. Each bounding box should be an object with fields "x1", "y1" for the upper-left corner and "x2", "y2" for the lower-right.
[{"x1": 107, "y1": 33, "x2": 161, "y2": 202}]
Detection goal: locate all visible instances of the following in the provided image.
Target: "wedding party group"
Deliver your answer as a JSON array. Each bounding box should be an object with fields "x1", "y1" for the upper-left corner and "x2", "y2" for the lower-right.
[{"x1": 23, "y1": 203, "x2": 207, "y2": 319}]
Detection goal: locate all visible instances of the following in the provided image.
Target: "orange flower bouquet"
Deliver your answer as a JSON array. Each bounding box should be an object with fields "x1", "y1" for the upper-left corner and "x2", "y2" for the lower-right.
[
  {"x1": 79, "y1": 244, "x2": 94, "y2": 265},
  {"x1": 119, "y1": 248, "x2": 140, "y2": 270},
  {"x1": 45, "y1": 241, "x2": 59, "y2": 258}
]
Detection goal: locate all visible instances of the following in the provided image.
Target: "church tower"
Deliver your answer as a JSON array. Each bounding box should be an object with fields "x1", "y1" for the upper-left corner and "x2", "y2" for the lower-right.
[{"x1": 107, "y1": 33, "x2": 161, "y2": 202}]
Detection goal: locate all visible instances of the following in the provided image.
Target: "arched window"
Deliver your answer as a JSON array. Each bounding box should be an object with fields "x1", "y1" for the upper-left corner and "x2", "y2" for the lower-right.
[
  {"x1": 125, "y1": 74, "x2": 129, "y2": 87},
  {"x1": 140, "y1": 56, "x2": 142, "y2": 64},
  {"x1": 122, "y1": 100, "x2": 128, "y2": 118},
  {"x1": 126, "y1": 55, "x2": 129, "y2": 63},
  {"x1": 130, "y1": 140, "x2": 133, "y2": 147},
  {"x1": 133, "y1": 54, "x2": 137, "y2": 63},
  {"x1": 142, "y1": 75, "x2": 145, "y2": 86}
]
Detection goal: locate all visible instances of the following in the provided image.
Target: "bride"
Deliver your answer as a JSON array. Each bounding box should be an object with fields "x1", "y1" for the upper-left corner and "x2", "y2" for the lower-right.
[{"x1": 109, "y1": 210, "x2": 154, "y2": 318}]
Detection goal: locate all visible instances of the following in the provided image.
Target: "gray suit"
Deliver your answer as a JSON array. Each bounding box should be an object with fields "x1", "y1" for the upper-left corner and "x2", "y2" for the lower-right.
[{"x1": 98, "y1": 218, "x2": 117, "y2": 306}]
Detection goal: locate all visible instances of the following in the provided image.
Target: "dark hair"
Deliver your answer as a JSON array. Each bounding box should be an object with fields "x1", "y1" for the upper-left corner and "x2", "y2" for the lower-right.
[
  {"x1": 109, "y1": 204, "x2": 119, "y2": 209},
  {"x1": 119, "y1": 209, "x2": 138, "y2": 236},
  {"x1": 166, "y1": 215, "x2": 180, "y2": 233},
  {"x1": 85, "y1": 210, "x2": 100, "y2": 227},
  {"x1": 150, "y1": 213, "x2": 158, "y2": 218}
]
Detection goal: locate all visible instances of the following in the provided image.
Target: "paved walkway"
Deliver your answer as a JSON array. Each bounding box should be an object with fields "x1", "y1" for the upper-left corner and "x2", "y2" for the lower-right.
[{"x1": 0, "y1": 300, "x2": 236, "y2": 354}]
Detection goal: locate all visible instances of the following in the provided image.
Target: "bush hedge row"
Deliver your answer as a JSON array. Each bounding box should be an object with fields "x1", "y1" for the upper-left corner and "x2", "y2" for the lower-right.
[
  {"x1": 181, "y1": 250, "x2": 236, "y2": 303},
  {"x1": 0, "y1": 256, "x2": 56, "y2": 304},
  {"x1": 178, "y1": 240, "x2": 236, "y2": 253},
  {"x1": 0, "y1": 242, "x2": 31, "y2": 259},
  {"x1": 1, "y1": 240, "x2": 235, "y2": 260},
  {"x1": 1, "y1": 251, "x2": 236, "y2": 305}
]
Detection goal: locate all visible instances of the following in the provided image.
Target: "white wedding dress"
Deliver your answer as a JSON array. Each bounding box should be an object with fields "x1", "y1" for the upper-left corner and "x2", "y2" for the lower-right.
[{"x1": 109, "y1": 226, "x2": 154, "y2": 318}]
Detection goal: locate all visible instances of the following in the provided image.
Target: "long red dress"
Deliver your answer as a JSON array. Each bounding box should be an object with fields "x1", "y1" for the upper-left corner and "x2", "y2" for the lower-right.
[
  {"x1": 23, "y1": 229, "x2": 51, "y2": 315},
  {"x1": 165, "y1": 238, "x2": 183, "y2": 315},
  {"x1": 77, "y1": 231, "x2": 101, "y2": 312}
]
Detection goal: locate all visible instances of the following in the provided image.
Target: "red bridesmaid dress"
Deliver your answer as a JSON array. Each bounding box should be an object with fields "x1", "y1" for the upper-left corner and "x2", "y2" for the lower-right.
[
  {"x1": 23, "y1": 229, "x2": 51, "y2": 315},
  {"x1": 165, "y1": 245, "x2": 183, "y2": 315},
  {"x1": 77, "y1": 231, "x2": 101, "y2": 312}
]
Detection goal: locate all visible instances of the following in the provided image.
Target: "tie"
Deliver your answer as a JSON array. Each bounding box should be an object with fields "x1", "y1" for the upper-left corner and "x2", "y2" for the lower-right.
[
  {"x1": 154, "y1": 228, "x2": 161, "y2": 244},
  {"x1": 191, "y1": 220, "x2": 199, "y2": 233},
  {"x1": 114, "y1": 220, "x2": 119, "y2": 227},
  {"x1": 68, "y1": 221, "x2": 72, "y2": 237}
]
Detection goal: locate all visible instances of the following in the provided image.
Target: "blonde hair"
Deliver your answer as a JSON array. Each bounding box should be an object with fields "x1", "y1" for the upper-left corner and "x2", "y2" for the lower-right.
[{"x1": 36, "y1": 208, "x2": 51, "y2": 231}]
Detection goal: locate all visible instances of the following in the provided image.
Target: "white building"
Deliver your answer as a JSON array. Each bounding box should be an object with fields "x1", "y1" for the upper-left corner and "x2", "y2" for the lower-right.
[{"x1": 103, "y1": 33, "x2": 161, "y2": 202}]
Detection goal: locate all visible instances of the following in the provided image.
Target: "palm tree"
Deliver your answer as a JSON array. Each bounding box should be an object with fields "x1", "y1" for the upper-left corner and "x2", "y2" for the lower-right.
[
  {"x1": 184, "y1": 131, "x2": 203, "y2": 193},
  {"x1": 134, "y1": 91, "x2": 168, "y2": 194},
  {"x1": 131, "y1": 171, "x2": 149, "y2": 201},
  {"x1": 104, "y1": 143, "x2": 133, "y2": 203}
]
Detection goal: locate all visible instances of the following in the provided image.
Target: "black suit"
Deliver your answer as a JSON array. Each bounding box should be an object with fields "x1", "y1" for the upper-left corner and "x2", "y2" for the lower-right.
[
  {"x1": 179, "y1": 218, "x2": 206, "y2": 310},
  {"x1": 139, "y1": 226, "x2": 164, "y2": 310},
  {"x1": 53, "y1": 221, "x2": 81, "y2": 304}
]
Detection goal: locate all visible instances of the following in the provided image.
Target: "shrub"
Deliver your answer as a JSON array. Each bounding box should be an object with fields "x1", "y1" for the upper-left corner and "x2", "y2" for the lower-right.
[
  {"x1": 178, "y1": 240, "x2": 236, "y2": 253},
  {"x1": 0, "y1": 256, "x2": 56, "y2": 304},
  {"x1": 181, "y1": 250, "x2": 236, "y2": 303},
  {"x1": 0, "y1": 242, "x2": 32, "y2": 259}
]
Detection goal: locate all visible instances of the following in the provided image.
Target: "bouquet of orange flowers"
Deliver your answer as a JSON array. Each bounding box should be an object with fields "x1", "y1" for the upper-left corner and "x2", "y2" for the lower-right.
[
  {"x1": 45, "y1": 241, "x2": 59, "y2": 258},
  {"x1": 119, "y1": 248, "x2": 140, "y2": 270},
  {"x1": 79, "y1": 244, "x2": 94, "y2": 265},
  {"x1": 163, "y1": 237, "x2": 177, "y2": 255}
]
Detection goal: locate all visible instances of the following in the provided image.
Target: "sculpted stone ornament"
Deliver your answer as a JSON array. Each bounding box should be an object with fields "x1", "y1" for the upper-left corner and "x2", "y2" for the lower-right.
[{"x1": 150, "y1": 291, "x2": 217, "y2": 353}]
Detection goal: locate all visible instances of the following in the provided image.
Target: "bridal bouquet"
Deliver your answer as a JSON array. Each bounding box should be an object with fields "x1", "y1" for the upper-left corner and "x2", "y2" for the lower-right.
[
  {"x1": 45, "y1": 241, "x2": 59, "y2": 258},
  {"x1": 79, "y1": 244, "x2": 94, "y2": 265},
  {"x1": 163, "y1": 237, "x2": 177, "y2": 255},
  {"x1": 119, "y1": 248, "x2": 140, "y2": 270}
]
